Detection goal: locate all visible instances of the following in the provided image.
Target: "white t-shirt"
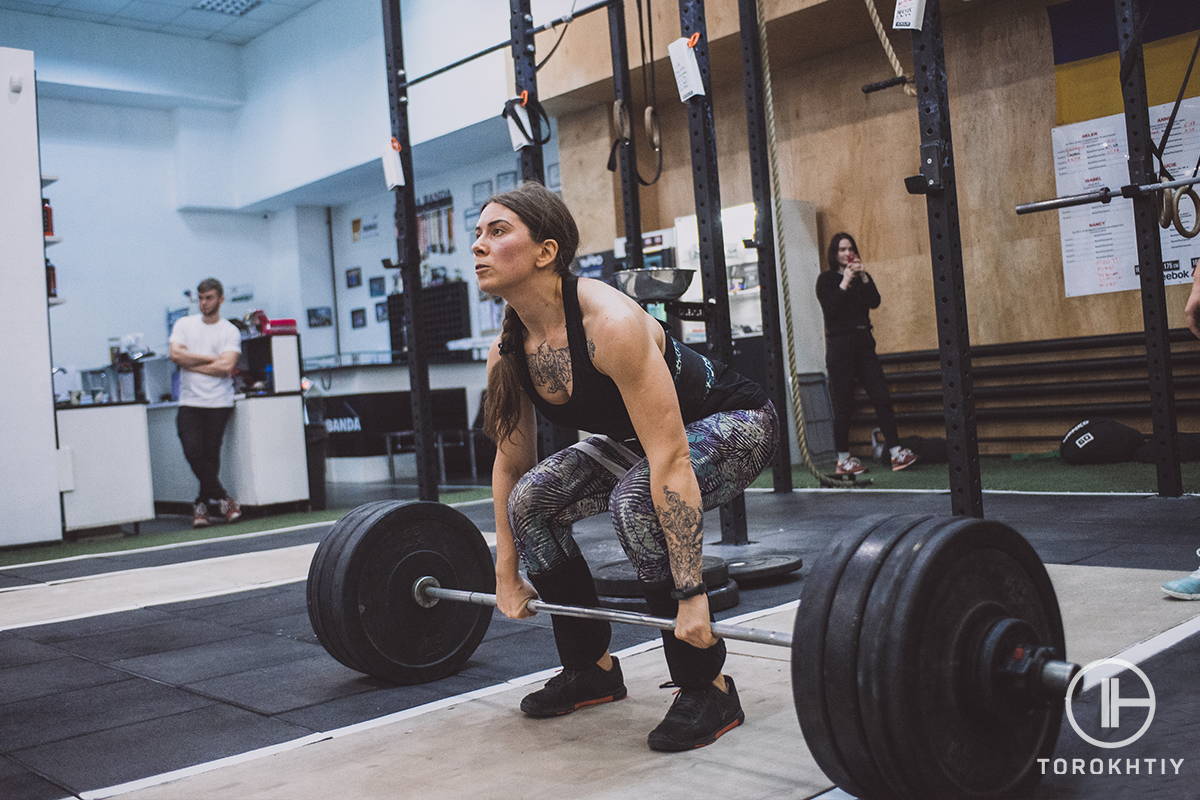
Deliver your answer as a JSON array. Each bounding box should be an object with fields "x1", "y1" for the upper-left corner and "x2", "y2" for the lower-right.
[{"x1": 170, "y1": 314, "x2": 242, "y2": 408}]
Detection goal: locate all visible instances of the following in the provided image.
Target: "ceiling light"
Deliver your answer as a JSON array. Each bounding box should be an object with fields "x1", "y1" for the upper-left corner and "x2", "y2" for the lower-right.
[{"x1": 192, "y1": 0, "x2": 261, "y2": 17}]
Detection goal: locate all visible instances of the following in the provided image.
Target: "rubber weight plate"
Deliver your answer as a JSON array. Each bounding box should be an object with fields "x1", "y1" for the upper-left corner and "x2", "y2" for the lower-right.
[
  {"x1": 792, "y1": 514, "x2": 935, "y2": 799},
  {"x1": 596, "y1": 579, "x2": 740, "y2": 614},
  {"x1": 860, "y1": 517, "x2": 1067, "y2": 799},
  {"x1": 306, "y1": 500, "x2": 400, "y2": 673},
  {"x1": 592, "y1": 555, "x2": 729, "y2": 598},
  {"x1": 307, "y1": 501, "x2": 494, "y2": 684}
]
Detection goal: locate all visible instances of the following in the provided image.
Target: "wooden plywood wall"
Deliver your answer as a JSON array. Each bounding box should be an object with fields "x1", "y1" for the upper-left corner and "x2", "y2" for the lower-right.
[{"x1": 547, "y1": 0, "x2": 1196, "y2": 354}]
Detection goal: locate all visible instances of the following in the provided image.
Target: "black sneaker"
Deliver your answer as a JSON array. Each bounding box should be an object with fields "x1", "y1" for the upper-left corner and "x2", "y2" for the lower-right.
[
  {"x1": 647, "y1": 675, "x2": 744, "y2": 751},
  {"x1": 520, "y1": 656, "x2": 627, "y2": 718}
]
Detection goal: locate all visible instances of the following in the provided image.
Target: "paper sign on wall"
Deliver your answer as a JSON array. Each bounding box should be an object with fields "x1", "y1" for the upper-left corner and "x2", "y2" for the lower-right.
[
  {"x1": 668, "y1": 37, "x2": 705, "y2": 102},
  {"x1": 1051, "y1": 97, "x2": 1200, "y2": 297},
  {"x1": 505, "y1": 102, "x2": 533, "y2": 151},
  {"x1": 383, "y1": 139, "x2": 405, "y2": 189},
  {"x1": 893, "y1": 0, "x2": 926, "y2": 30}
]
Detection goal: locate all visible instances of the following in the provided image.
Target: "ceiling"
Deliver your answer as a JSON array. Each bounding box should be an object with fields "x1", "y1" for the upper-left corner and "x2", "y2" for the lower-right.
[{"x1": 0, "y1": 0, "x2": 320, "y2": 45}]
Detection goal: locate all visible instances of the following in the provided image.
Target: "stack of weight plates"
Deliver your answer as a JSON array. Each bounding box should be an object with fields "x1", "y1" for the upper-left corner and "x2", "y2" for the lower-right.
[{"x1": 592, "y1": 555, "x2": 739, "y2": 613}]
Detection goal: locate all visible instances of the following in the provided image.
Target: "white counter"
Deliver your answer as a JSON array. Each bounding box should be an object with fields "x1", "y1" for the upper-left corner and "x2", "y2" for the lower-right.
[
  {"x1": 147, "y1": 394, "x2": 309, "y2": 506},
  {"x1": 56, "y1": 403, "x2": 155, "y2": 532}
]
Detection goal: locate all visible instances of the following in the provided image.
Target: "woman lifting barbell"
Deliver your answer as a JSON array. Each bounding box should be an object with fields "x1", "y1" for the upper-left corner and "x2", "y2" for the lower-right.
[{"x1": 477, "y1": 181, "x2": 778, "y2": 751}]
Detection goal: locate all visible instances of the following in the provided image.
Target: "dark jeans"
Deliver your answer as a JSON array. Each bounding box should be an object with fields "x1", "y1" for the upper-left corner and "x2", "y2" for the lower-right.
[
  {"x1": 176, "y1": 405, "x2": 233, "y2": 504},
  {"x1": 826, "y1": 329, "x2": 899, "y2": 452}
]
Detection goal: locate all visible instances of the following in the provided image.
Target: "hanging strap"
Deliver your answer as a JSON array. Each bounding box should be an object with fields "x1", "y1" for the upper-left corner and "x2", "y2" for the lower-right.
[{"x1": 501, "y1": 92, "x2": 553, "y2": 147}]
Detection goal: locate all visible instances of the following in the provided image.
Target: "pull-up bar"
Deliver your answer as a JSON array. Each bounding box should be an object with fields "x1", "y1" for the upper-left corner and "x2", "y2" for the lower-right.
[{"x1": 398, "y1": 0, "x2": 612, "y2": 91}]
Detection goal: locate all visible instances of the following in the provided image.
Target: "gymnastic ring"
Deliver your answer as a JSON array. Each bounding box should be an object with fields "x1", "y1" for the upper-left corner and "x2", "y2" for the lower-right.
[
  {"x1": 1173, "y1": 186, "x2": 1200, "y2": 239},
  {"x1": 1159, "y1": 188, "x2": 1175, "y2": 229},
  {"x1": 644, "y1": 105, "x2": 661, "y2": 152}
]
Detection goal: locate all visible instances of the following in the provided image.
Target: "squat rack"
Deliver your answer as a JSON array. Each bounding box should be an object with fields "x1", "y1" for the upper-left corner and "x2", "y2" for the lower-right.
[{"x1": 379, "y1": 0, "x2": 794, "y2": 530}]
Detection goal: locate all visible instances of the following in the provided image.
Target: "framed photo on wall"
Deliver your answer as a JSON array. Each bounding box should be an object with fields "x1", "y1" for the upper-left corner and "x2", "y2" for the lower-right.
[
  {"x1": 472, "y1": 179, "x2": 493, "y2": 204},
  {"x1": 464, "y1": 205, "x2": 482, "y2": 234},
  {"x1": 496, "y1": 170, "x2": 518, "y2": 193},
  {"x1": 350, "y1": 308, "x2": 366, "y2": 329},
  {"x1": 307, "y1": 307, "x2": 333, "y2": 328},
  {"x1": 346, "y1": 267, "x2": 362, "y2": 288},
  {"x1": 369, "y1": 276, "x2": 385, "y2": 297},
  {"x1": 375, "y1": 301, "x2": 388, "y2": 323}
]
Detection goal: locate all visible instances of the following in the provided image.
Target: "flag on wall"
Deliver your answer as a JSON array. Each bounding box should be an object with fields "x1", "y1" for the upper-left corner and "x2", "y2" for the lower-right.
[{"x1": 1047, "y1": 0, "x2": 1200, "y2": 125}]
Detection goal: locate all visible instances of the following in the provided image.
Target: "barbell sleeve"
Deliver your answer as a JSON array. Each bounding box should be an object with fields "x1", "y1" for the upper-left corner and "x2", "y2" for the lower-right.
[
  {"x1": 421, "y1": 583, "x2": 794, "y2": 648},
  {"x1": 1015, "y1": 187, "x2": 1112, "y2": 215},
  {"x1": 1017, "y1": 172, "x2": 1200, "y2": 215}
]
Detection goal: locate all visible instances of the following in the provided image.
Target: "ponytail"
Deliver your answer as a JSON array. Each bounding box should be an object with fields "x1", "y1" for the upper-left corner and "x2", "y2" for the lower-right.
[{"x1": 484, "y1": 304, "x2": 526, "y2": 444}]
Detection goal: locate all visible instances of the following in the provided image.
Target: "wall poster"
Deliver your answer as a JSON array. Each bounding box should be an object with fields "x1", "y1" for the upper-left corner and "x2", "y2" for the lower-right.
[{"x1": 1051, "y1": 97, "x2": 1200, "y2": 297}]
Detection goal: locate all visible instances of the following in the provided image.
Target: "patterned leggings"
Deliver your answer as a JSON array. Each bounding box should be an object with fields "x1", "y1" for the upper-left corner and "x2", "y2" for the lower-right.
[{"x1": 508, "y1": 402, "x2": 779, "y2": 581}]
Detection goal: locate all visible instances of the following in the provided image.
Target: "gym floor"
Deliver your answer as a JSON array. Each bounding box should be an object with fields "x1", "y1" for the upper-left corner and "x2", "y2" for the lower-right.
[{"x1": 1, "y1": 488, "x2": 1197, "y2": 799}]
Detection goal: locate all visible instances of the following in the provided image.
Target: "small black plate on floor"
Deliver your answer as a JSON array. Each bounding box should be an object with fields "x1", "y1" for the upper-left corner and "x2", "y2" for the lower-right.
[{"x1": 722, "y1": 554, "x2": 804, "y2": 585}]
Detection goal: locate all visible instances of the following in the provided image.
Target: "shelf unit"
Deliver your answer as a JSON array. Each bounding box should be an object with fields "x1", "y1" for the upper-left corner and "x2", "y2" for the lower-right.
[{"x1": 42, "y1": 175, "x2": 63, "y2": 306}]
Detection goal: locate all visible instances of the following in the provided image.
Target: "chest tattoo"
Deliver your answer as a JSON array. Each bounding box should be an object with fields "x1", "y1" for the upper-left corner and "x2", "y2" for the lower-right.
[{"x1": 528, "y1": 339, "x2": 596, "y2": 395}]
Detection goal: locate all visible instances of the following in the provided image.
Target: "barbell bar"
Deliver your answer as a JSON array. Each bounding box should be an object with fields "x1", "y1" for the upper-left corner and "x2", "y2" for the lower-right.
[
  {"x1": 1015, "y1": 171, "x2": 1200, "y2": 215},
  {"x1": 414, "y1": 576, "x2": 794, "y2": 647},
  {"x1": 413, "y1": 577, "x2": 1079, "y2": 704},
  {"x1": 307, "y1": 500, "x2": 1080, "y2": 799}
]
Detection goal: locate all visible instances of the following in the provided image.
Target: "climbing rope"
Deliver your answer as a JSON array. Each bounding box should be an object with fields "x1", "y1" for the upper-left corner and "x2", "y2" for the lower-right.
[
  {"x1": 862, "y1": 0, "x2": 917, "y2": 97},
  {"x1": 756, "y1": 0, "x2": 863, "y2": 488}
]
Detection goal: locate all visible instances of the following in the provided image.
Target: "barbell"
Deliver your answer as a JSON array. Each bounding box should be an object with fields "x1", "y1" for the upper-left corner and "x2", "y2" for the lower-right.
[{"x1": 306, "y1": 500, "x2": 1080, "y2": 799}]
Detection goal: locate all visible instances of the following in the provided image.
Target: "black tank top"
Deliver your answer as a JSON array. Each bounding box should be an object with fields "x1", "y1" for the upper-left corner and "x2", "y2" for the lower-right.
[{"x1": 514, "y1": 275, "x2": 767, "y2": 440}]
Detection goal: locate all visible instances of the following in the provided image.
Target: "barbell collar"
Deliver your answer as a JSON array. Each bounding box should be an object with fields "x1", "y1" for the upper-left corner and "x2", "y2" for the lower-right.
[
  {"x1": 419, "y1": 580, "x2": 794, "y2": 648},
  {"x1": 1039, "y1": 658, "x2": 1081, "y2": 699}
]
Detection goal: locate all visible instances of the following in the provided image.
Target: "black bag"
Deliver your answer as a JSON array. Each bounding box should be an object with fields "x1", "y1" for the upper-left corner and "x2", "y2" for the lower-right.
[{"x1": 1059, "y1": 419, "x2": 1145, "y2": 465}]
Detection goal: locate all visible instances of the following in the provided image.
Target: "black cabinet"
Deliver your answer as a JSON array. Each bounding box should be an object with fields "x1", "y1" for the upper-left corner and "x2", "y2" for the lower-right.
[{"x1": 387, "y1": 281, "x2": 473, "y2": 363}]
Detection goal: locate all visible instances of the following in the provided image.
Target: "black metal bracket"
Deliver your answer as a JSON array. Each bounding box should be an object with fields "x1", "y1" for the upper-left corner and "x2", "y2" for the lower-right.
[
  {"x1": 920, "y1": 142, "x2": 944, "y2": 192},
  {"x1": 664, "y1": 300, "x2": 707, "y2": 320}
]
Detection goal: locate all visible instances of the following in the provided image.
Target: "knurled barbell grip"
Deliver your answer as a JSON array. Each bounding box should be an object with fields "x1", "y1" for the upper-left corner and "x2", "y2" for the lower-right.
[{"x1": 420, "y1": 581, "x2": 794, "y2": 648}]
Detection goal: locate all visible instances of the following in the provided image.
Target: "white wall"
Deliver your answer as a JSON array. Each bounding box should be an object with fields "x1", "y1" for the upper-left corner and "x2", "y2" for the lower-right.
[
  {"x1": 296, "y1": 206, "x2": 338, "y2": 359},
  {"x1": 40, "y1": 98, "x2": 272, "y2": 368}
]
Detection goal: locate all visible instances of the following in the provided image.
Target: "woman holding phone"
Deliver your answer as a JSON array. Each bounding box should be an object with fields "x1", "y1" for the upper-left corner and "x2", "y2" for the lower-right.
[{"x1": 815, "y1": 232, "x2": 917, "y2": 475}]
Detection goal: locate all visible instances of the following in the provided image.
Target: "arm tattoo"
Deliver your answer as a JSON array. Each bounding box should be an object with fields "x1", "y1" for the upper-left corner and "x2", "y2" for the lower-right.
[
  {"x1": 528, "y1": 341, "x2": 572, "y2": 394},
  {"x1": 658, "y1": 486, "x2": 704, "y2": 588},
  {"x1": 587, "y1": 339, "x2": 596, "y2": 359}
]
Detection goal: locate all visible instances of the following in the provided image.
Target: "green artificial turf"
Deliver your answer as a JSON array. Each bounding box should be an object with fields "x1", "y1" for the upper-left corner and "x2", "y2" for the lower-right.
[
  {"x1": 750, "y1": 454, "x2": 1200, "y2": 494},
  {"x1": 0, "y1": 487, "x2": 493, "y2": 568}
]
